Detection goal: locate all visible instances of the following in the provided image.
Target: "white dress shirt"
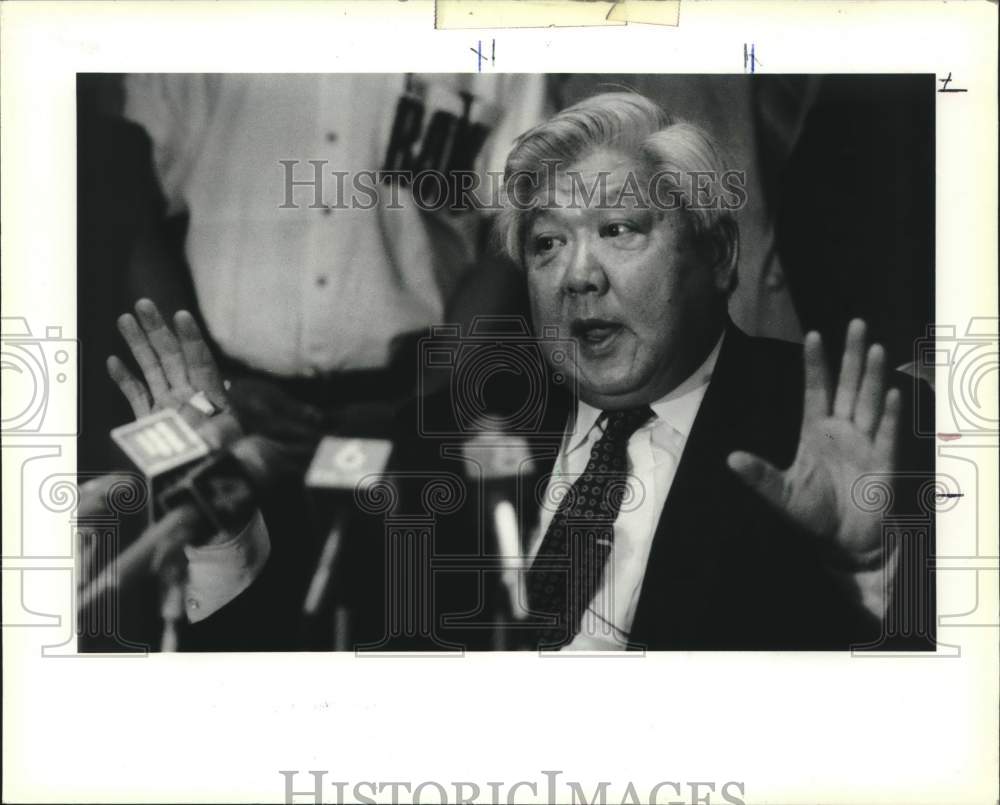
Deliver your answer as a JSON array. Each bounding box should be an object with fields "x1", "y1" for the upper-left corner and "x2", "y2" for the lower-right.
[
  {"x1": 183, "y1": 510, "x2": 270, "y2": 624},
  {"x1": 530, "y1": 337, "x2": 724, "y2": 651},
  {"x1": 124, "y1": 74, "x2": 546, "y2": 375}
]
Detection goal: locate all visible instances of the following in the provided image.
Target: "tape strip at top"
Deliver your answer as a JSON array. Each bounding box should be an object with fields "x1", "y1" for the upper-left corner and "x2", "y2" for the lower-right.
[{"x1": 435, "y1": 0, "x2": 680, "y2": 30}]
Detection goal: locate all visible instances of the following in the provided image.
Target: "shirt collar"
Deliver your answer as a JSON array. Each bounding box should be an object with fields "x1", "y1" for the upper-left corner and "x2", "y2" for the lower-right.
[{"x1": 565, "y1": 332, "x2": 726, "y2": 454}]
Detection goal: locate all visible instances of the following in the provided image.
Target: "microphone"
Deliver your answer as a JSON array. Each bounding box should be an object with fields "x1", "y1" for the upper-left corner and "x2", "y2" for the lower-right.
[
  {"x1": 108, "y1": 406, "x2": 247, "y2": 508},
  {"x1": 78, "y1": 503, "x2": 202, "y2": 612},
  {"x1": 459, "y1": 431, "x2": 535, "y2": 622},
  {"x1": 110, "y1": 408, "x2": 214, "y2": 482},
  {"x1": 79, "y1": 434, "x2": 289, "y2": 611},
  {"x1": 99, "y1": 405, "x2": 285, "y2": 650},
  {"x1": 302, "y1": 436, "x2": 393, "y2": 620},
  {"x1": 148, "y1": 433, "x2": 294, "y2": 542}
]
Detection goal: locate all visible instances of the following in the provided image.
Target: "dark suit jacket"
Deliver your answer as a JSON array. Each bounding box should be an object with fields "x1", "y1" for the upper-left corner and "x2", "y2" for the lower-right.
[{"x1": 186, "y1": 322, "x2": 935, "y2": 652}]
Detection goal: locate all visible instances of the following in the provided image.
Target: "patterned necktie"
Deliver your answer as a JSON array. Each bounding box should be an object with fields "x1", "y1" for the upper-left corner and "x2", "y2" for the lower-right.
[{"x1": 527, "y1": 406, "x2": 654, "y2": 648}]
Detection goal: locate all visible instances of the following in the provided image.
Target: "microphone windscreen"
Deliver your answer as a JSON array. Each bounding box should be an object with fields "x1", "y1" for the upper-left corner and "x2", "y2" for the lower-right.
[
  {"x1": 305, "y1": 437, "x2": 394, "y2": 490},
  {"x1": 110, "y1": 409, "x2": 211, "y2": 478},
  {"x1": 461, "y1": 432, "x2": 534, "y2": 479}
]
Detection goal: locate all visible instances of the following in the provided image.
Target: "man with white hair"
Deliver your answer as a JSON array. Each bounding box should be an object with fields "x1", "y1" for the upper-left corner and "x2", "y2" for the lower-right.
[
  {"x1": 482, "y1": 92, "x2": 932, "y2": 650},
  {"x1": 105, "y1": 92, "x2": 934, "y2": 652}
]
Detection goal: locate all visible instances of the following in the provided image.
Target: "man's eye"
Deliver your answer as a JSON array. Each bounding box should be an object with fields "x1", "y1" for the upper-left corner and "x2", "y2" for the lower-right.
[
  {"x1": 533, "y1": 235, "x2": 562, "y2": 254},
  {"x1": 600, "y1": 222, "x2": 636, "y2": 238}
]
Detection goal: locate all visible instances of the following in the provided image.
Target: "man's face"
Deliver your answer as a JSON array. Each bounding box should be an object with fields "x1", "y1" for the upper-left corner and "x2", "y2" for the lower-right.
[{"x1": 525, "y1": 149, "x2": 727, "y2": 410}]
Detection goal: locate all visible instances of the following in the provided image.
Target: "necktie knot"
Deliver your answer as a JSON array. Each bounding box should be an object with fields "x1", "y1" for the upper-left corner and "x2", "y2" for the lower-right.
[{"x1": 601, "y1": 406, "x2": 654, "y2": 444}]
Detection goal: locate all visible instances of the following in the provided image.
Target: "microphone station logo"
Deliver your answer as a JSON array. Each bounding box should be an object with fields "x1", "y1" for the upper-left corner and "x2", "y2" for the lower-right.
[
  {"x1": 110, "y1": 409, "x2": 211, "y2": 478},
  {"x1": 306, "y1": 437, "x2": 394, "y2": 490}
]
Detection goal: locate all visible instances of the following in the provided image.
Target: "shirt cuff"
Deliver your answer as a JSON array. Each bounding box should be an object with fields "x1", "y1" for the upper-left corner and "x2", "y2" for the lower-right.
[
  {"x1": 830, "y1": 544, "x2": 900, "y2": 621},
  {"x1": 183, "y1": 510, "x2": 270, "y2": 623}
]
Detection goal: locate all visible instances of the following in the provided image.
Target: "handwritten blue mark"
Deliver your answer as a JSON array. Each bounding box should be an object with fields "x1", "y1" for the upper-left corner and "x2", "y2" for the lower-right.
[{"x1": 470, "y1": 38, "x2": 496, "y2": 72}]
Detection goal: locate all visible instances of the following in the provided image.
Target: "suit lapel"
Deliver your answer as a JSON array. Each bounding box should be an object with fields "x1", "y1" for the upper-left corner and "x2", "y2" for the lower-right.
[{"x1": 628, "y1": 323, "x2": 758, "y2": 648}]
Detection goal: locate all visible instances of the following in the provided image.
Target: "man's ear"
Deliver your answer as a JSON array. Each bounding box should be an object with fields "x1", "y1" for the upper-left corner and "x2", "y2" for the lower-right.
[{"x1": 708, "y1": 217, "x2": 739, "y2": 294}]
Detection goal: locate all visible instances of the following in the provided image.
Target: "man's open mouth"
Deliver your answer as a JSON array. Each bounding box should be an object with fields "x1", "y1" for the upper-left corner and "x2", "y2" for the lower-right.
[{"x1": 571, "y1": 318, "x2": 624, "y2": 352}]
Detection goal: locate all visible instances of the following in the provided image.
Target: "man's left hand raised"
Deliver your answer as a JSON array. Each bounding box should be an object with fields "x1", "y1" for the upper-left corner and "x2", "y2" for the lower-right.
[{"x1": 727, "y1": 319, "x2": 900, "y2": 569}]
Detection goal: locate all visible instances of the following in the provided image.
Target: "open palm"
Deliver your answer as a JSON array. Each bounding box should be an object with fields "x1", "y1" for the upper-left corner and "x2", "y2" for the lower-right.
[
  {"x1": 107, "y1": 299, "x2": 230, "y2": 430},
  {"x1": 728, "y1": 320, "x2": 900, "y2": 567}
]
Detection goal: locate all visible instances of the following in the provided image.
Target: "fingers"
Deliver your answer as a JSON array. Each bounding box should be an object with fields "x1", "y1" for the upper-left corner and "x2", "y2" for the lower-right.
[
  {"x1": 825, "y1": 319, "x2": 893, "y2": 443},
  {"x1": 833, "y1": 319, "x2": 867, "y2": 419},
  {"x1": 854, "y1": 343, "x2": 886, "y2": 437},
  {"x1": 803, "y1": 331, "x2": 832, "y2": 422},
  {"x1": 727, "y1": 450, "x2": 787, "y2": 511},
  {"x1": 106, "y1": 355, "x2": 152, "y2": 418},
  {"x1": 148, "y1": 506, "x2": 202, "y2": 575},
  {"x1": 134, "y1": 299, "x2": 189, "y2": 390},
  {"x1": 114, "y1": 300, "x2": 222, "y2": 416},
  {"x1": 78, "y1": 473, "x2": 125, "y2": 517},
  {"x1": 78, "y1": 472, "x2": 147, "y2": 525},
  {"x1": 174, "y1": 311, "x2": 226, "y2": 399},
  {"x1": 874, "y1": 388, "x2": 901, "y2": 469},
  {"x1": 117, "y1": 311, "x2": 170, "y2": 400}
]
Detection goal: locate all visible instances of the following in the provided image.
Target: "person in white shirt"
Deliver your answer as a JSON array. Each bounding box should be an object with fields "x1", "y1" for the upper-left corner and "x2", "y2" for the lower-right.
[{"x1": 123, "y1": 73, "x2": 546, "y2": 439}]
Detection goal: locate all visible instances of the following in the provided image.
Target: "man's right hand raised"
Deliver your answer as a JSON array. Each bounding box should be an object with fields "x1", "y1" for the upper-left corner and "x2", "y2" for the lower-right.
[{"x1": 106, "y1": 298, "x2": 240, "y2": 446}]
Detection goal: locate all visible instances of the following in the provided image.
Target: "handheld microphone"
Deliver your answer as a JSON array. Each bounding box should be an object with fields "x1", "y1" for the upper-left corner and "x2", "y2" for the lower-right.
[
  {"x1": 302, "y1": 436, "x2": 393, "y2": 618},
  {"x1": 459, "y1": 431, "x2": 534, "y2": 621},
  {"x1": 150, "y1": 433, "x2": 291, "y2": 542},
  {"x1": 78, "y1": 503, "x2": 202, "y2": 612},
  {"x1": 79, "y1": 434, "x2": 288, "y2": 611},
  {"x1": 110, "y1": 409, "x2": 213, "y2": 481},
  {"x1": 100, "y1": 406, "x2": 277, "y2": 650}
]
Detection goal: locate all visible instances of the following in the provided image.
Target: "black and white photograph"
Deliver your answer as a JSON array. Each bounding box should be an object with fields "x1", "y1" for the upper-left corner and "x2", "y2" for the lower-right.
[
  {"x1": 2, "y1": 3, "x2": 997, "y2": 804},
  {"x1": 74, "y1": 72, "x2": 937, "y2": 654}
]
